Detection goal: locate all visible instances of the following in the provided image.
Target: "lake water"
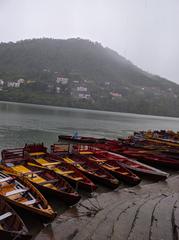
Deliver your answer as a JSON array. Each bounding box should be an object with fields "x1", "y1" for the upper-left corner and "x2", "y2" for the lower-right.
[
  {"x1": 1, "y1": 101, "x2": 179, "y2": 239},
  {"x1": 0, "y1": 101, "x2": 179, "y2": 151}
]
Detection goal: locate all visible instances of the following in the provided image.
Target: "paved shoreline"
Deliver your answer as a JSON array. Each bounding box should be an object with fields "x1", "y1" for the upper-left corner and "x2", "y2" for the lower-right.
[{"x1": 35, "y1": 174, "x2": 179, "y2": 240}]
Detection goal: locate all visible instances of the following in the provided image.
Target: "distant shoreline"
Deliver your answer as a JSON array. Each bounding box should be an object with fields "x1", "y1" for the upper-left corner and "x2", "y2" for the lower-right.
[{"x1": 0, "y1": 100, "x2": 178, "y2": 120}]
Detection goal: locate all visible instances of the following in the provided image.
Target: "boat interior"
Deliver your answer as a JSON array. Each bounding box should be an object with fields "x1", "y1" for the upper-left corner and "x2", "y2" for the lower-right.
[{"x1": 0, "y1": 171, "x2": 45, "y2": 210}]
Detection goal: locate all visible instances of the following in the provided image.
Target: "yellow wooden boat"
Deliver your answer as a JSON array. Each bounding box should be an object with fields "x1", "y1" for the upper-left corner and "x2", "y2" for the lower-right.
[
  {"x1": 0, "y1": 166, "x2": 56, "y2": 221},
  {"x1": 2, "y1": 162, "x2": 81, "y2": 205}
]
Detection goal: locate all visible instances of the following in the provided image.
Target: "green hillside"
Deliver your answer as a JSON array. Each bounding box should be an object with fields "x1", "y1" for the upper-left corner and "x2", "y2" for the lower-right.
[{"x1": 0, "y1": 38, "x2": 178, "y2": 116}]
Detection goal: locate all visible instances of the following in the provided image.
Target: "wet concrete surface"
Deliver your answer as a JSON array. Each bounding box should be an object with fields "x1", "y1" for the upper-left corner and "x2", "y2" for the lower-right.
[{"x1": 34, "y1": 173, "x2": 179, "y2": 240}]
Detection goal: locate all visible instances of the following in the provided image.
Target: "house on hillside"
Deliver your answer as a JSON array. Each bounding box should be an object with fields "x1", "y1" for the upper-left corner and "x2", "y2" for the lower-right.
[
  {"x1": 110, "y1": 92, "x2": 122, "y2": 100},
  {"x1": 0, "y1": 79, "x2": 4, "y2": 85},
  {"x1": 56, "y1": 77, "x2": 69, "y2": 85},
  {"x1": 56, "y1": 87, "x2": 61, "y2": 93},
  {"x1": 71, "y1": 85, "x2": 91, "y2": 100},
  {"x1": 17, "y1": 78, "x2": 25, "y2": 84},
  {"x1": 77, "y1": 86, "x2": 88, "y2": 92},
  {"x1": 78, "y1": 93, "x2": 91, "y2": 99},
  {"x1": 7, "y1": 81, "x2": 20, "y2": 88}
]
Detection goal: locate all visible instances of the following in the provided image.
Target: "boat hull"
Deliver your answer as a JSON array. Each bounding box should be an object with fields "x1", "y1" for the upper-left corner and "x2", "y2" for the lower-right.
[
  {"x1": 0, "y1": 230, "x2": 31, "y2": 240},
  {"x1": 32, "y1": 182, "x2": 81, "y2": 205}
]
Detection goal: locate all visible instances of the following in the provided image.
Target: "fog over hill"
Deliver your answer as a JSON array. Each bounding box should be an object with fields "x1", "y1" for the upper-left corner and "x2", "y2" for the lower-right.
[{"x1": 0, "y1": 38, "x2": 179, "y2": 117}]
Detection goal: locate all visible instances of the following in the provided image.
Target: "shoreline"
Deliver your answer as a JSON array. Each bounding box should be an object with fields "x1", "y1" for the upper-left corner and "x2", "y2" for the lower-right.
[
  {"x1": 35, "y1": 173, "x2": 179, "y2": 240},
  {"x1": 0, "y1": 100, "x2": 179, "y2": 120}
]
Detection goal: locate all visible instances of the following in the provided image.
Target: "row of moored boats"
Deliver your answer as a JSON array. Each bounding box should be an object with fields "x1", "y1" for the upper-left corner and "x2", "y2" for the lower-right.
[{"x1": 0, "y1": 131, "x2": 178, "y2": 239}]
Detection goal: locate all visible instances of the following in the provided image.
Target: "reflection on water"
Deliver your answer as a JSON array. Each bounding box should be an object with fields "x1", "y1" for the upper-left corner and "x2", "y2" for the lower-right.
[{"x1": 0, "y1": 101, "x2": 179, "y2": 151}]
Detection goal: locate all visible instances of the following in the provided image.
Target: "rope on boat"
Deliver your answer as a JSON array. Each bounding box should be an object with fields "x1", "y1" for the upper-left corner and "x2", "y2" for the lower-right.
[{"x1": 12, "y1": 228, "x2": 27, "y2": 240}]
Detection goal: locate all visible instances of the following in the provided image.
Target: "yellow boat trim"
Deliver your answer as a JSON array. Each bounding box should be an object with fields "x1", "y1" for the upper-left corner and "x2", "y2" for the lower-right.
[
  {"x1": 54, "y1": 169, "x2": 74, "y2": 175},
  {"x1": 80, "y1": 151, "x2": 93, "y2": 155},
  {"x1": 42, "y1": 161, "x2": 61, "y2": 166},
  {"x1": 63, "y1": 157, "x2": 74, "y2": 164},
  {"x1": 30, "y1": 152, "x2": 45, "y2": 157}
]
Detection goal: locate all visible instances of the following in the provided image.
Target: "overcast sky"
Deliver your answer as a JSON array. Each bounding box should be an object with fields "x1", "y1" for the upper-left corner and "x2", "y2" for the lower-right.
[{"x1": 0, "y1": 0, "x2": 179, "y2": 83}]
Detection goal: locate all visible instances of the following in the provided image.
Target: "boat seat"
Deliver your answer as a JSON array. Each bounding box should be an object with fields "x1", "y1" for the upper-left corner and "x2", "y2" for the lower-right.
[
  {"x1": 99, "y1": 175, "x2": 107, "y2": 178},
  {"x1": 73, "y1": 177, "x2": 83, "y2": 181},
  {"x1": 80, "y1": 151, "x2": 93, "y2": 155},
  {"x1": 30, "y1": 152, "x2": 45, "y2": 157},
  {"x1": 96, "y1": 159, "x2": 106, "y2": 163},
  {"x1": 6, "y1": 188, "x2": 29, "y2": 197},
  {"x1": 23, "y1": 199, "x2": 37, "y2": 206},
  {"x1": 105, "y1": 167, "x2": 119, "y2": 170},
  {"x1": 42, "y1": 161, "x2": 60, "y2": 166},
  {"x1": 122, "y1": 172, "x2": 129, "y2": 175},
  {"x1": 39, "y1": 179, "x2": 59, "y2": 185},
  {"x1": 12, "y1": 165, "x2": 30, "y2": 174},
  {"x1": 0, "y1": 212, "x2": 12, "y2": 221},
  {"x1": 55, "y1": 170, "x2": 74, "y2": 175},
  {"x1": 0, "y1": 177, "x2": 12, "y2": 183}
]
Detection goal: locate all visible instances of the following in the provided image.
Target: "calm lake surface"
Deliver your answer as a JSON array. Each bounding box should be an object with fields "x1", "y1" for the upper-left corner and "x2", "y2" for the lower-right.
[
  {"x1": 0, "y1": 101, "x2": 179, "y2": 151},
  {"x1": 1, "y1": 101, "x2": 179, "y2": 239}
]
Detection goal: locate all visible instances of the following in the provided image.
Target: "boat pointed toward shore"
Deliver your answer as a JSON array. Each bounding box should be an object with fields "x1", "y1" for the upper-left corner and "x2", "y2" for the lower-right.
[
  {"x1": 23, "y1": 144, "x2": 97, "y2": 192},
  {"x1": 0, "y1": 197, "x2": 31, "y2": 240},
  {"x1": 0, "y1": 166, "x2": 56, "y2": 221}
]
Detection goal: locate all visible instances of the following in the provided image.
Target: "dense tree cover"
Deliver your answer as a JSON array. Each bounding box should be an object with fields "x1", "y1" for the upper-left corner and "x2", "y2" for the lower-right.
[{"x1": 0, "y1": 38, "x2": 179, "y2": 117}]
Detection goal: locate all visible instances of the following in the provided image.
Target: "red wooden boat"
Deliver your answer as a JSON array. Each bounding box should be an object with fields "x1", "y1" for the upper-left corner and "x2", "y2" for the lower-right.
[
  {"x1": 92, "y1": 150, "x2": 169, "y2": 180},
  {"x1": 1, "y1": 154, "x2": 81, "y2": 205},
  {"x1": 1, "y1": 147, "x2": 81, "y2": 205},
  {"x1": 83, "y1": 154, "x2": 141, "y2": 185},
  {"x1": 61, "y1": 155, "x2": 120, "y2": 189},
  {"x1": 121, "y1": 149, "x2": 179, "y2": 169},
  {"x1": 23, "y1": 143, "x2": 97, "y2": 192},
  {"x1": 102, "y1": 139, "x2": 179, "y2": 169}
]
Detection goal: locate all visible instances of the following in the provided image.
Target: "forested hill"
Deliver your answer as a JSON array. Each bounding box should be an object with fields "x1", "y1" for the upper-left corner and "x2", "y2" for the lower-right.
[{"x1": 0, "y1": 38, "x2": 179, "y2": 117}]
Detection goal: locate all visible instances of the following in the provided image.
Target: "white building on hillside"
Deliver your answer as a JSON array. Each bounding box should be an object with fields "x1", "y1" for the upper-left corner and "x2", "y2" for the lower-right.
[
  {"x1": 0, "y1": 79, "x2": 4, "y2": 85},
  {"x1": 17, "y1": 78, "x2": 25, "y2": 84},
  {"x1": 7, "y1": 82, "x2": 20, "y2": 88},
  {"x1": 56, "y1": 77, "x2": 69, "y2": 85},
  {"x1": 77, "y1": 86, "x2": 87, "y2": 92}
]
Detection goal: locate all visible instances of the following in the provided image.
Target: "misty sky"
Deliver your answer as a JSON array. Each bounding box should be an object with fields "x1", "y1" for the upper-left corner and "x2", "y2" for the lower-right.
[{"x1": 0, "y1": 0, "x2": 179, "y2": 84}]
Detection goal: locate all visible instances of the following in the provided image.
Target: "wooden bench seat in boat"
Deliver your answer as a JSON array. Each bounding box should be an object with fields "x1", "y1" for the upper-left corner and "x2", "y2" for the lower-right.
[
  {"x1": 0, "y1": 177, "x2": 13, "y2": 183},
  {"x1": 23, "y1": 199, "x2": 37, "y2": 206},
  {"x1": 42, "y1": 161, "x2": 61, "y2": 166},
  {"x1": 0, "y1": 212, "x2": 12, "y2": 221},
  {"x1": 99, "y1": 175, "x2": 107, "y2": 178},
  {"x1": 79, "y1": 151, "x2": 93, "y2": 155},
  {"x1": 29, "y1": 152, "x2": 45, "y2": 157},
  {"x1": 104, "y1": 166, "x2": 120, "y2": 170},
  {"x1": 93, "y1": 159, "x2": 106, "y2": 163},
  {"x1": 39, "y1": 179, "x2": 59, "y2": 185},
  {"x1": 5, "y1": 188, "x2": 29, "y2": 197},
  {"x1": 55, "y1": 169, "x2": 74, "y2": 175},
  {"x1": 73, "y1": 177, "x2": 83, "y2": 181}
]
